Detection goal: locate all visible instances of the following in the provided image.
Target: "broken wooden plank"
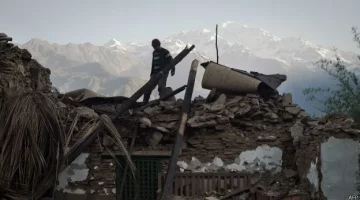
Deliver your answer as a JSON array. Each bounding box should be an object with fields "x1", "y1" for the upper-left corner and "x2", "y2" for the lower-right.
[
  {"x1": 115, "y1": 45, "x2": 195, "y2": 117},
  {"x1": 136, "y1": 84, "x2": 187, "y2": 110},
  {"x1": 159, "y1": 59, "x2": 199, "y2": 200}
]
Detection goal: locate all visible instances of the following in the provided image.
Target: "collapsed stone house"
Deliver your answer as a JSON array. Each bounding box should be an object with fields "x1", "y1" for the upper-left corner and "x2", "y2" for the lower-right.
[{"x1": 1, "y1": 41, "x2": 360, "y2": 200}]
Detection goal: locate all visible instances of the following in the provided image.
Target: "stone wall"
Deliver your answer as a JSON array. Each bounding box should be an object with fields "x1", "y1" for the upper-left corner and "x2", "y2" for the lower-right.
[{"x1": 0, "y1": 42, "x2": 51, "y2": 97}]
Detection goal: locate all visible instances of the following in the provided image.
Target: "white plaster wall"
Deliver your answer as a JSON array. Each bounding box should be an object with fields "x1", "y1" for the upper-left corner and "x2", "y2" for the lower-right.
[
  {"x1": 227, "y1": 144, "x2": 283, "y2": 173},
  {"x1": 177, "y1": 145, "x2": 283, "y2": 174},
  {"x1": 307, "y1": 157, "x2": 319, "y2": 198},
  {"x1": 57, "y1": 153, "x2": 89, "y2": 194},
  {"x1": 321, "y1": 137, "x2": 359, "y2": 200}
]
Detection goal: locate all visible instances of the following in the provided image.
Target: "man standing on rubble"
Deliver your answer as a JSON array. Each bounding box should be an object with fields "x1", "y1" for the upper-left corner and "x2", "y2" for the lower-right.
[{"x1": 143, "y1": 38, "x2": 175, "y2": 104}]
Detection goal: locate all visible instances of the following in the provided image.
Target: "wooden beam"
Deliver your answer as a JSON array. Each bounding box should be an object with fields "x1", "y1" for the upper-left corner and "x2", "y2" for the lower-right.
[
  {"x1": 115, "y1": 45, "x2": 195, "y2": 117},
  {"x1": 136, "y1": 85, "x2": 187, "y2": 111},
  {"x1": 159, "y1": 59, "x2": 199, "y2": 200},
  {"x1": 216, "y1": 24, "x2": 219, "y2": 64}
]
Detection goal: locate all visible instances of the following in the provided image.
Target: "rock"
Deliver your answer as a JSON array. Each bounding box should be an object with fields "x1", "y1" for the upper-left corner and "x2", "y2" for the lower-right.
[
  {"x1": 281, "y1": 93, "x2": 292, "y2": 106},
  {"x1": 165, "y1": 122, "x2": 177, "y2": 129},
  {"x1": 140, "y1": 117, "x2": 152, "y2": 127},
  {"x1": 75, "y1": 107, "x2": 99, "y2": 119},
  {"x1": 257, "y1": 135, "x2": 277, "y2": 142},
  {"x1": 212, "y1": 157, "x2": 224, "y2": 167},
  {"x1": 187, "y1": 116, "x2": 199, "y2": 125},
  {"x1": 213, "y1": 94, "x2": 227, "y2": 105},
  {"x1": 143, "y1": 106, "x2": 161, "y2": 116},
  {"x1": 153, "y1": 114, "x2": 180, "y2": 122},
  {"x1": 231, "y1": 119, "x2": 254, "y2": 127},
  {"x1": 265, "y1": 112, "x2": 279, "y2": 119},
  {"x1": 230, "y1": 106, "x2": 240, "y2": 113},
  {"x1": 159, "y1": 101, "x2": 174, "y2": 110},
  {"x1": 343, "y1": 118, "x2": 355, "y2": 125},
  {"x1": 217, "y1": 116, "x2": 229, "y2": 124},
  {"x1": 251, "y1": 98, "x2": 260, "y2": 106},
  {"x1": 153, "y1": 126, "x2": 169, "y2": 133},
  {"x1": 198, "y1": 114, "x2": 217, "y2": 122},
  {"x1": 307, "y1": 120, "x2": 319, "y2": 128},
  {"x1": 236, "y1": 104, "x2": 252, "y2": 116},
  {"x1": 146, "y1": 131, "x2": 163, "y2": 147},
  {"x1": 190, "y1": 157, "x2": 202, "y2": 168},
  {"x1": 298, "y1": 111, "x2": 310, "y2": 118},
  {"x1": 342, "y1": 128, "x2": 360, "y2": 135},
  {"x1": 285, "y1": 106, "x2": 301, "y2": 115},
  {"x1": 210, "y1": 104, "x2": 226, "y2": 112},
  {"x1": 290, "y1": 122, "x2": 304, "y2": 143},
  {"x1": 282, "y1": 113, "x2": 293, "y2": 121},
  {"x1": 205, "y1": 197, "x2": 219, "y2": 200},
  {"x1": 177, "y1": 161, "x2": 188, "y2": 170},
  {"x1": 225, "y1": 96, "x2": 243, "y2": 107},
  {"x1": 190, "y1": 120, "x2": 217, "y2": 128}
]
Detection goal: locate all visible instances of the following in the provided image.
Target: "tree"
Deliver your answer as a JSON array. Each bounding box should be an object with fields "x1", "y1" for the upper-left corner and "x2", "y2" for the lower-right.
[{"x1": 302, "y1": 27, "x2": 360, "y2": 123}]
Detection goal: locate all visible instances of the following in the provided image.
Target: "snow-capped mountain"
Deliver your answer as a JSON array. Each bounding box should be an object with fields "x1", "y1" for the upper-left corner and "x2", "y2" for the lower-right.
[{"x1": 19, "y1": 21, "x2": 359, "y2": 114}]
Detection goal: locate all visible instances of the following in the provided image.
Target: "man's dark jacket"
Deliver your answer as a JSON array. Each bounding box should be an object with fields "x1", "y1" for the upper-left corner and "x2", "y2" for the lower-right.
[{"x1": 151, "y1": 47, "x2": 173, "y2": 75}]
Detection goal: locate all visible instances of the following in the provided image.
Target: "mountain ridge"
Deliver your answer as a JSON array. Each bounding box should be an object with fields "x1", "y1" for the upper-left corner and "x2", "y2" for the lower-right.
[{"x1": 18, "y1": 21, "x2": 359, "y2": 114}]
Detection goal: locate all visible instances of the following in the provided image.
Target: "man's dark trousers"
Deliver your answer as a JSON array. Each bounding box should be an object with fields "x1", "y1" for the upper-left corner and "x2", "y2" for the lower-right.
[{"x1": 143, "y1": 72, "x2": 169, "y2": 104}]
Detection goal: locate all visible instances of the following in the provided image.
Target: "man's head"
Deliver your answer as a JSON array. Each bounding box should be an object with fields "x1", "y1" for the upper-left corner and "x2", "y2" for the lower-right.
[{"x1": 151, "y1": 39, "x2": 161, "y2": 50}]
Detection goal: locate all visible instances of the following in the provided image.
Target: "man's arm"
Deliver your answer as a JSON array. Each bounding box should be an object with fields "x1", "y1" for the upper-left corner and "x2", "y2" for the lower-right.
[
  {"x1": 150, "y1": 53, "x2": 155, "y2": 76},
  {"x1": 164, "y1": 49, "x2": 175, "y2": 76}
]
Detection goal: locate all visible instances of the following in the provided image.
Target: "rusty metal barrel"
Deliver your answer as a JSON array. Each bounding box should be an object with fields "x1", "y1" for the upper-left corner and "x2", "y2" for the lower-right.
[{"x1": 201, "y1": 62, "x2": 261, "y2": 94}]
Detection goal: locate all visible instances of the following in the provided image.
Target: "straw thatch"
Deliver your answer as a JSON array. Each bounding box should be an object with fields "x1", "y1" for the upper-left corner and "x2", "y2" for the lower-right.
[{"x1": 0, "y1": 90, "x2": 65, "y2": 200}]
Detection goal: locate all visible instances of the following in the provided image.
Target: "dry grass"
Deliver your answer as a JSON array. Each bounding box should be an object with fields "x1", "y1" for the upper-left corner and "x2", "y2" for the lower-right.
[
  {"x1": 0, "y1": 89, "x2": 136, "y2": 200},
  {"x1": 100, "y1": 114, "x2": 136, "y2": 175},
  {"x1": 0, "y1": 90, "x2": 65, "y2": 200},
  {"x1": 63, "y1": 114, "x2": 136, "y2": 177}
]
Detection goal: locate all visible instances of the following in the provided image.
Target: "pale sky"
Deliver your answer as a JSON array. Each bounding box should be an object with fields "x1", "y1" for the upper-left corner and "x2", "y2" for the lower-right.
[{"x1": 1, "y1": 0, "x2": 359, "y2": 52}]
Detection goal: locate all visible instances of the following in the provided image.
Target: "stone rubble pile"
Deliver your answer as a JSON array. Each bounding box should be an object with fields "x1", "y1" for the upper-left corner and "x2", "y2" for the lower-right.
[
  {"x1": 115, "y1": 91, "x2": 360, "y2": 199},
  {"x1": 129, "y1": 92, "x2": 359, "y2": 156},
  {"x1": 0, "y1": 42, "x2": 52, "y2": 96}
]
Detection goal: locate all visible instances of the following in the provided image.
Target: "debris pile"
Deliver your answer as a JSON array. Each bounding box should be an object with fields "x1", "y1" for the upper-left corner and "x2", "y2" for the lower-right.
[
  {"x1": 0, "y1": 42, "x2": 51, "y2": 95},
  {"x1": 113, "y1": 92, "x2": 360, "y2": 199},
  {"x1": 122, "y1": 92, "x2": 307, "y2": 161}
]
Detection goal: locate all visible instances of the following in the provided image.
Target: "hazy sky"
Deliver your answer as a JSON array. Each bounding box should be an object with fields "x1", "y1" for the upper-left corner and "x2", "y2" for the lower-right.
[{"x1": 1, "y1": 0, "x2": 359, "y2": 52}]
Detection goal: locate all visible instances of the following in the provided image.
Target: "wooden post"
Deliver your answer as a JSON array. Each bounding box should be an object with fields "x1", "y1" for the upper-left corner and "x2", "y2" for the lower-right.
[
  {"x1": 159, "y1": 59, "x2": 199, "y2": 200},
  {"x1": 116, "y1": 45, "x2": 195, "y2": 117},
  {"x1": 216, "y1": 24, "x2": 219, "y2": 64}
]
